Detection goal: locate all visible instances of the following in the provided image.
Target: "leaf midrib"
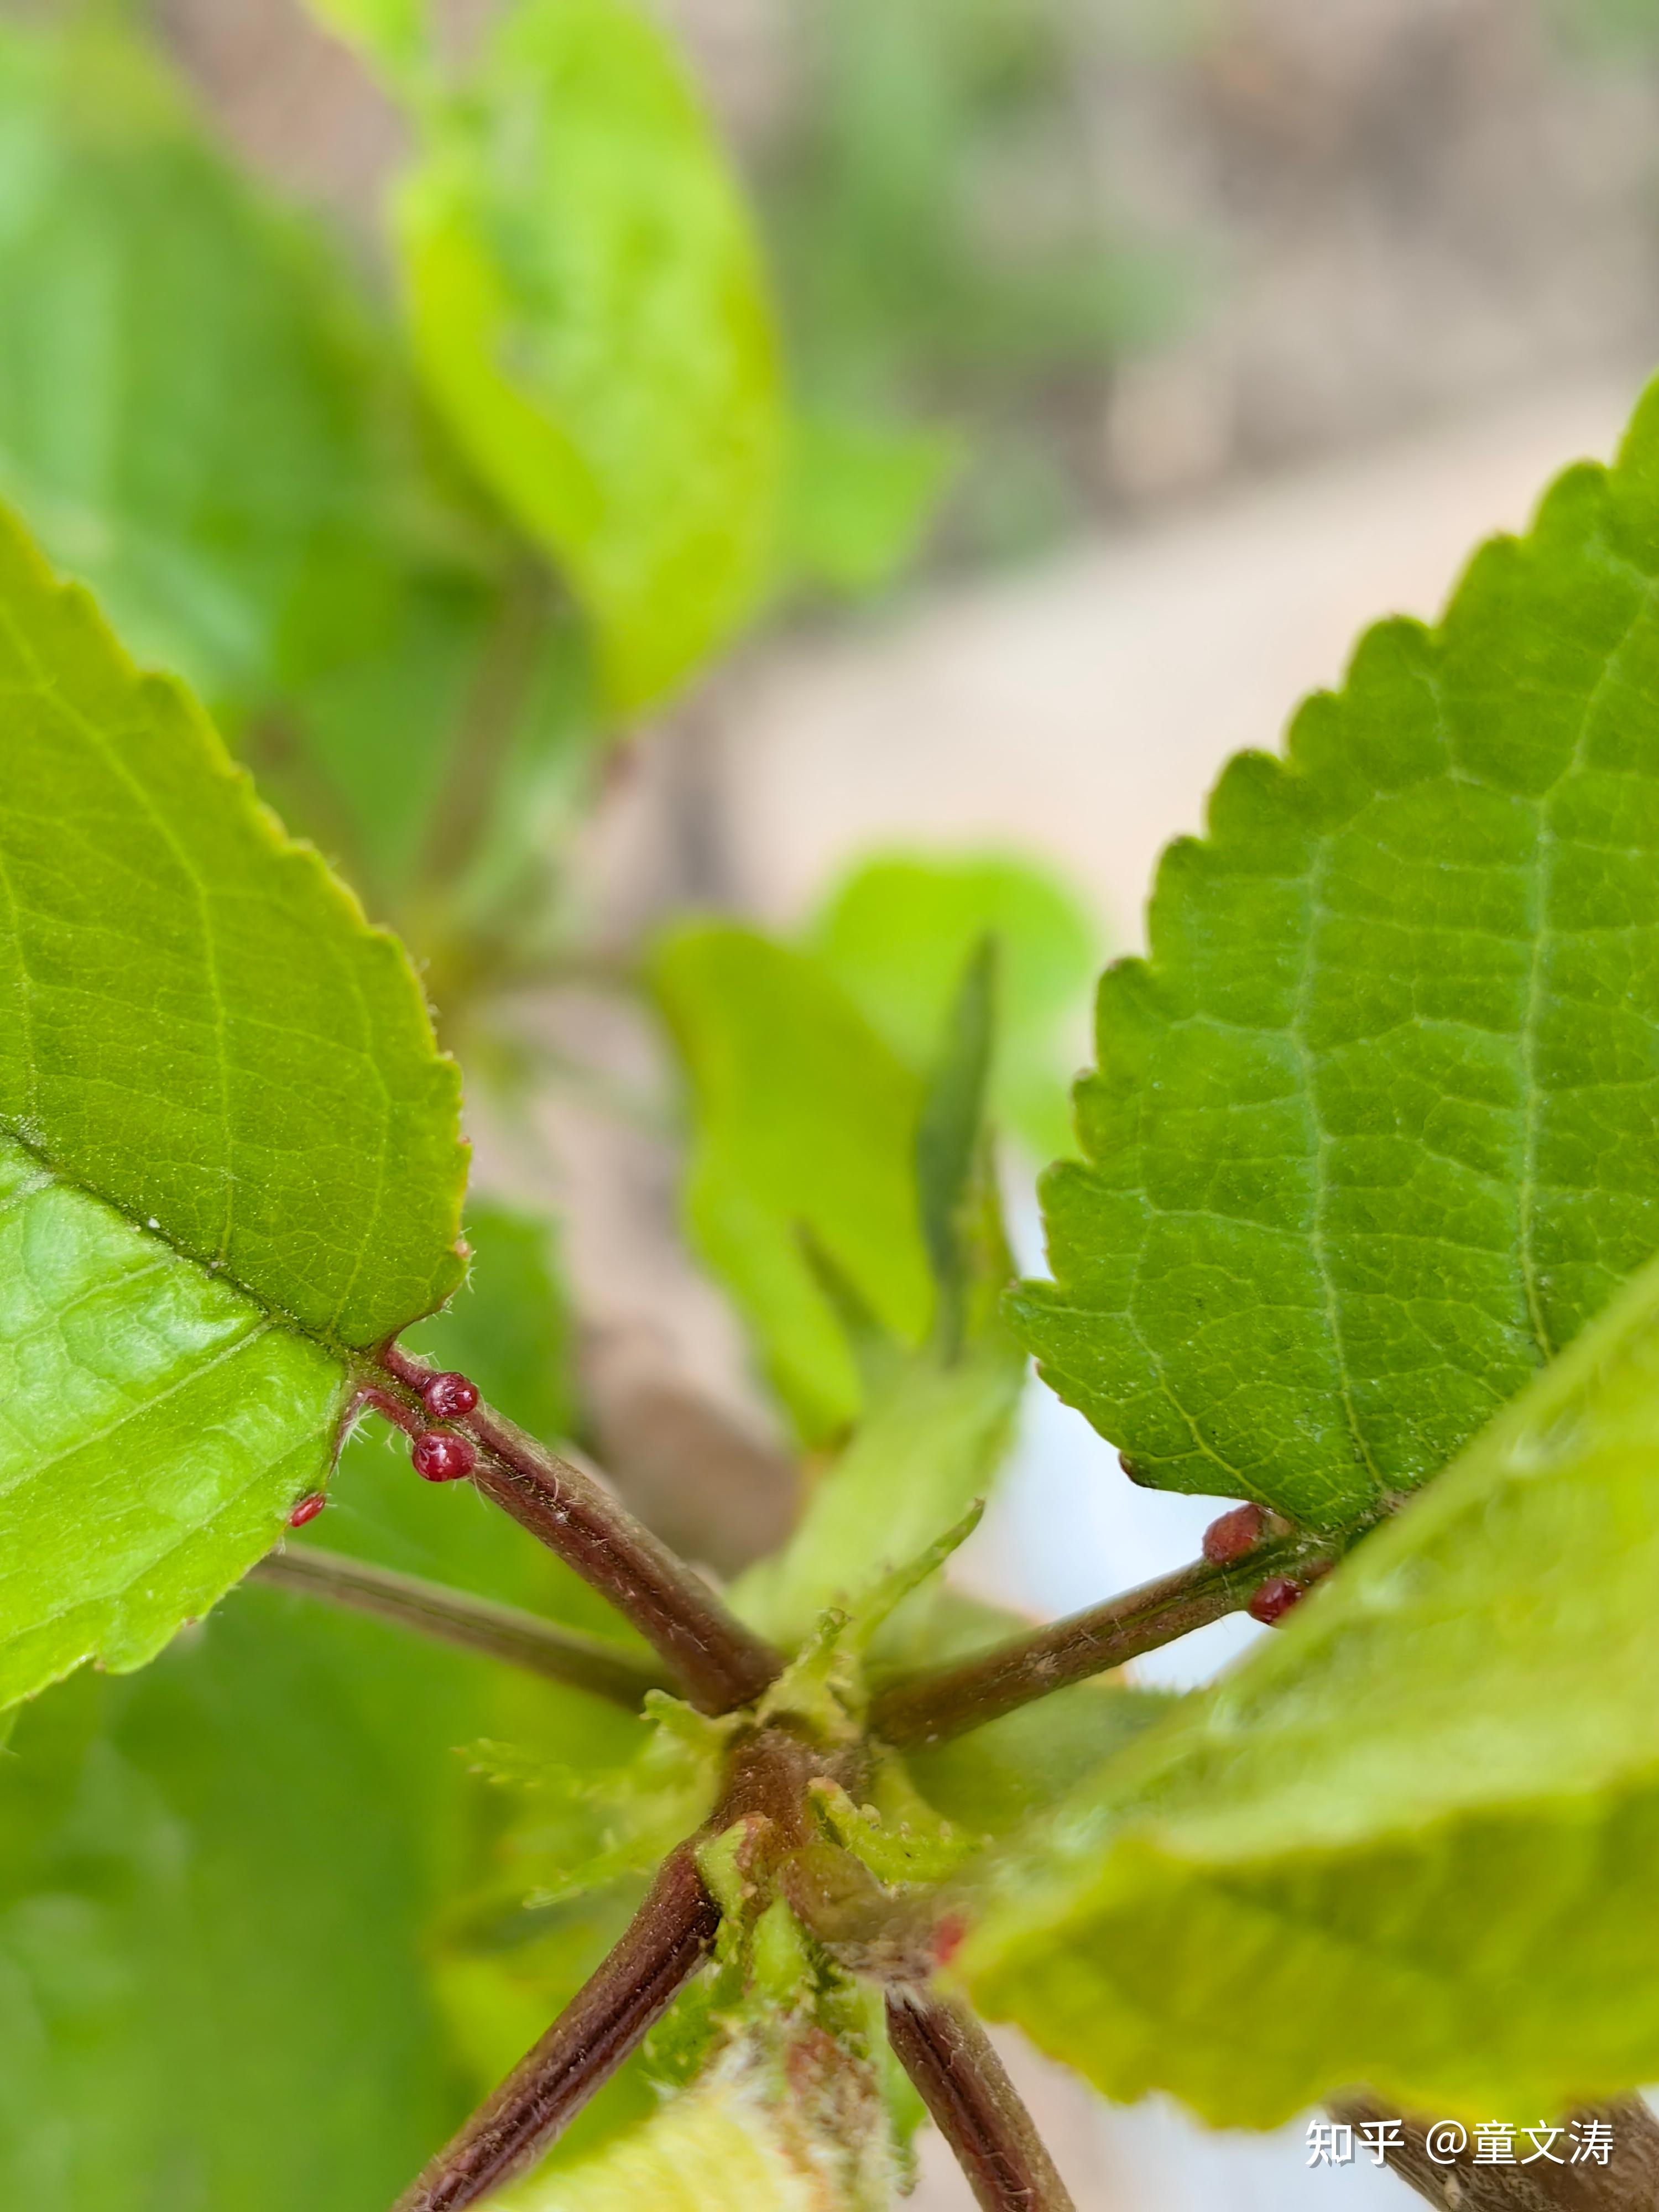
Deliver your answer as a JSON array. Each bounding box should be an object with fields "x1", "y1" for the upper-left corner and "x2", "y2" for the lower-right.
[{"x1": 0, "y1": 1119, "x2": 362, "y2": 1369}]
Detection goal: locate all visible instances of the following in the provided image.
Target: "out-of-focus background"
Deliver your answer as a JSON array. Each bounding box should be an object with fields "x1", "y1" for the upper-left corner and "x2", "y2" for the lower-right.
[{"x1": 23, "y1": 0, "x2": 1659, "y2": 2200}]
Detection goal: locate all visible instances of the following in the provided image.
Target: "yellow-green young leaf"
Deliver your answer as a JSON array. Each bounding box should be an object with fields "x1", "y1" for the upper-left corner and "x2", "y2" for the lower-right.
[
  {"x1": 305, "y1": 0, "x2": 430, "y2": 79},
  {"x1": 498, "y1": 2037, "x2": 899, "y2": 2211},
  {"x1": 1016, "y1": 372, "x2": 1659, "y2": 1529},
  {"x1": 964, "y1": 1240, "x2": 1659, "y2": 2126},
  {"x1": 733, "y1": 1336, "x2": 1022, "y2": 1651},
  {"x1": 811, "y1": 851, "x2": 1099, "y2": 1162},
  {"x1": 0, "y1": 504, "x2": 465, "y2": 1704},
  {"x1": 653, "y1": 924, "x2": 931, "y2": 1444},
  {"x1": 0, "y1": 1135, "x2": 345, "y2": 1707},
  {"x1": 394, "y1": 0, "x2": 785, "y2": 713}
]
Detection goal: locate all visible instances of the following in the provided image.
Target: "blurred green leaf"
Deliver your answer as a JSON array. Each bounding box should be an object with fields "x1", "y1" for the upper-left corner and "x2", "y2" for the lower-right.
[
  {"x1": 1542, "y1": 0, "x2": 1659, "y2": 56},
  {"x1": 305, "y1": 0, "x2": 432, "y2": 82},
  {"x1": 0, "y1": 1623, "x2": 457, "y2": 2211},
  {"x1": 734, "y1": 952, "x2": 1024, "y2": 1650},
  {"x1": 906, "y1": 1677, "x2": 1180, "y2": 1839},
  {"x1": 0, "y1": 1397, "x2": 648, "y2": 2212},
  {"x1": 780, "y1": 410, "x2": 958, "y2": 597},
  {"x1": 395, "y1": 0, "x2": 786, "y2": 713},
  {"x1": 653, "y1": 923, "x2": 932, "y2": 1444},
  {"x1": 812, "y1": 851, "x2": 1098, "y2": 1161},
  {"x1": 967, "y1": 1241, "x2": 1659, "y2": 2125},
  {"x1": 0, "y1": 20, "x2": 406, "y2": 710},
  {"x1": 0, "y1": 14, "x2": 573, "y2": 927},
  {"x1": 1018, "y1": 377, "x2": 1659, "y2": 1531},
  {"x1": 915, "y1": 939, "x2": 998, "y2": 1353},
  {"x1": 405, "y1": 1201, "x2": 578, "y2": 1447}
]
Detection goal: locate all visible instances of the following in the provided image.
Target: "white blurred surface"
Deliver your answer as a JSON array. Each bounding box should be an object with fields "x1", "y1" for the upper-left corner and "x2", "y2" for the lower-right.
[{"x1": 726, "y1": 374, "x2": 1635, "y2": 951}]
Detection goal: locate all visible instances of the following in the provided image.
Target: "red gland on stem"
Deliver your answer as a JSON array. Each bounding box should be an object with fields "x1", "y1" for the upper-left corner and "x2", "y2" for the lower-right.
[
  {"x1": 411, "y1": 1431, "x2": 477, "y2": 1484},
  {"x1": 1248, "y1": 1575, "x2": 1305, "y2": 1626},
  {"x1": 422, "y1": 1370, "x2": 479, "y2": 1421},
  {"x1": 1202, "y1": 1502, "x2": 1267, "y2": 1564},
  {"x1": 288, "y1": 1491, "x2": 327, "y2": 1528}
]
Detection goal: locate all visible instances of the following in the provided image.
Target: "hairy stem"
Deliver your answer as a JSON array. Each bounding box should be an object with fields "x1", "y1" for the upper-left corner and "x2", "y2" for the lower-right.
[
  {"x1": 885, "y1": 1987, "x2": 1076, "y2": 2212},
  {"x1": 1330, "y1": 2098, "x2": 1659, "y2": 2210},
  {"x1": 390, "y1": 1845, "x2": 720, "y2": 2212},
  {"x1": 249, "y1": 1546, "x2": 669, "y2": 1708},
  {"x1": 870, "y1": 1538, "x2": 1327, "y2": 1746},
  {"x1": 378, "y1": 1346, "x2": 783, "y2": 1715}
]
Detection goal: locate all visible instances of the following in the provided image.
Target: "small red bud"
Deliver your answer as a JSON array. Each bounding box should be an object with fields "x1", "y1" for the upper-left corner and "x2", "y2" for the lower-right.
[
  {"x1": 411, "y1": 1432, "x2": 477, "y2": 1483},
  {"x1": 1248, "y1": 1575, "x2": 1305, "y2": 1626},
  {"x1": 1203, "y1": 1502, "x2": 1266, "y2": 1564},
  {"x1": 288, "y1": 1492, "x2": 327, "y2": 1528},
  {"x1": 422, "y1": 1370, "x2": 479, "y2": 1421}
]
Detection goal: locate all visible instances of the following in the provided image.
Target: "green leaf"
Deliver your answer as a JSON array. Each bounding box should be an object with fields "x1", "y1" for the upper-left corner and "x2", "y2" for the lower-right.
[
  {"x1": 305, "y1": 0, "x2": 431, "y2": 81},
  {"x1": 1016, "y1": 375, "x2": 1659, "y2": 1528},
  {"x1": 780, "y1": 410, "x2": 957, "y2": 598},
  {"x1": 0, "y1": 1611, "x2": 461, "y2": 2210},
  {"x1": 811, "y1": 851, "x2": 1098, "y2": 1162},
  {"x1": 964, "y1": 1240, "x2": 1659, "y2": 2125},
  {"x1": 0, "y1": 1134, "x2": 345, "y2": 1709},
  {"x1": 0, "y1": 502, "x2": 465, "y2": 1345},
  {"x1": 394, "y1": 0, "x2": 786, "y2": 712},
  {"x1": 915, "y1": 940, "x2": 996, "y2": 1343},
  {"x1": 0, "y1": 1416, "x2": 647, "y2": 2212},
  {"x1": 905, "y1": 1677, "x2": 1180, "y2": 1840},
  {"x1": 0, "y1": 21, "x2": 417, "y2": 714},
  {"x1": 653, "y1": 923, "x2": 932, "y2": 1444},
  {"x1": 0, "y1": 499, "x2": 465, "y2": 1704},
  {"x1": 735, "y1": 1337, "x2": 1022, "y2": 1653},
  {"x1": 0, "y1": 16, "x2": 562, "y2": 920},
  {"x1": 404, "y1": 1200, "x2": 577, "y2": 1446}
]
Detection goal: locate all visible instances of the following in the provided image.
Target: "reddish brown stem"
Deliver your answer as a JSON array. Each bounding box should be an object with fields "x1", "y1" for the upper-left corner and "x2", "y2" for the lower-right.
[
  {"x1": 248, "y1": 1546, "x2": 669, "y2": 1708},
  {"x1": 886, "y1": 1987, "x2": 1076, "y2": 2212},
  {"x1": 378, "y1": 1346, "x2": 782, "y2": 1716},
  {"x1": 390, "y1": 1846, "x2": 719, "y2": 2212},
  {"x1": 869, "y1": 1538, "x2": 1327, "y2": 1746}
]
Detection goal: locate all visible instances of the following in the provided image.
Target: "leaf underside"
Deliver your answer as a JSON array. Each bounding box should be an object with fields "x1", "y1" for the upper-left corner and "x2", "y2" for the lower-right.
[
  {"x1": 1016, "y1": 375, "x2": 1659, "y2": 1527},
  {"x1": 965, "y1": 1239, "x2": 1659, "y2": 2126},
  {"x1": 0, "y1": 1133, "x2": 342, "y2": 1708}
]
